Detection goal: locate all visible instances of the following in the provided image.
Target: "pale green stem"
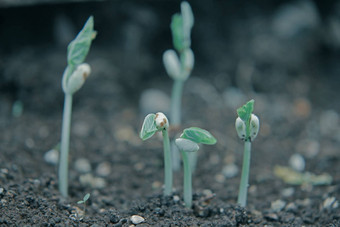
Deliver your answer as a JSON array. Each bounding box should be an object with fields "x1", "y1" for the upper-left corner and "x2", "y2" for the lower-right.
[
  {"x1": 171, "y1": 79, "x2": 184, "y2": 172},
  {"x1": 237, "y1": 141, "x2": 251, "y2": 207},
  {"x1": 189, "y1": 151, "x2": 197, "y2": 172},
  {"x1": 181, "y1": 150, "x2": 192, "y2": 208},
  {"x1": 171, "y1": 79, "x2": 184, "y2": 126},
  {"x1": 162, "y1": 129, "x2": 173, "y2": 196},
  {"x1": 59, "y1": 93, "x2": 73, "y2": 197}
]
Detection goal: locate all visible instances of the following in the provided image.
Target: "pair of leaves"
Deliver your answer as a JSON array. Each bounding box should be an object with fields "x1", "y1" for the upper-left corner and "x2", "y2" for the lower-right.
[
  {"x1": 77, "y1": 193, "x2": 90, "y2": 204},
  {"x1": 176, "y1": 127, "x2": 217, "y2": 152},
  {"x1": 67, "y1": 16, "x2": 97, "y2": 67},
  {"x1": 140, "y1": 114, "x2": 158, "y2": 141}
]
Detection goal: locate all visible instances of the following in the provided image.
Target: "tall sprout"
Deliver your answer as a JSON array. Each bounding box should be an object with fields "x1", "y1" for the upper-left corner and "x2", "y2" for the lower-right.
[{"x1": 58, "y1": 16, "x2": 96, "y2": 197}]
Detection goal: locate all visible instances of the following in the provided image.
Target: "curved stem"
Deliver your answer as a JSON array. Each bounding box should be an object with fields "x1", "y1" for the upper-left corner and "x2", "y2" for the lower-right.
[
  {"x1": 162, "y1": 129, "x2": 173, "y2": 196},
  {"x1": 59, "y1": 93, "x2": 73, "y2": 197},
  {"x1": 181, "y1": 151, "x2": 192, "y2": 208},
  {"x1": 237, "y1": 141, "x2": 251, "y2": 207}
]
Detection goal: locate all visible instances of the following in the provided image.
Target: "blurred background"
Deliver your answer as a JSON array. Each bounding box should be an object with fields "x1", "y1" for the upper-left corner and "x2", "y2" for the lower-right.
[{"x1": 1, "y1": 0, "x2": 340, "y2": 111}]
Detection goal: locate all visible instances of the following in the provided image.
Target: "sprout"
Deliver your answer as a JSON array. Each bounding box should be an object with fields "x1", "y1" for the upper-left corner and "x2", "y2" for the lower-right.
[
  {"x1": 58, "y1": 16, "x2": 96, "y2": 197},
  {"x1": 140, "y1": 112, "x2": 172, "y2": 196},
  {"x1": 163, "y1": 1, "x2": 195, "y2": 171},
  {"x1": 175, "y1": 127, "x2": 216, "y2": 208},
  {"x1": 235, "y1": 99, "x2": 260, "y2": 207},
  {"x1": 77, "y1": 193, "x2": 90, "y2": 220}
]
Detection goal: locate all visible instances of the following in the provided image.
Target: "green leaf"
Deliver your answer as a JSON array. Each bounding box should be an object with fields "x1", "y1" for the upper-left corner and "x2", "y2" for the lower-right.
[
  {"x1": 237, "y1": 99, "x2": 254, "y2": 123},
  {"x1": 180, "y1": 127, "x2": 217, "y2": 145},
  {"x1": 77, "y1": 200, "x2": 84, "y2": 204},
  {"x1": 67, "y1": 16, "x2": 96, "y2": 67},
  {"x1": 83, "y1": 193, "x2": 90, "y2": 202},
  {"x1": 140, "y1": 114, "x2": 158, "y2": 140},
  {"x1": 171, "y1": 13, "x2": 184, "y2": 52}
]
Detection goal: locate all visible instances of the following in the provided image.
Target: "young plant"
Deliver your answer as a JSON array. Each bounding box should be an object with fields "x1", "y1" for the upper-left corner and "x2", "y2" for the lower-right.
[
  {"x1": 235, "y1": 99, "x2": 260, "y2": 207},
  {"x1": 163, "y1": 1, "x2": 194, "y2": 171},
  {"x1": 58, "y1": 16, "x2": 96, "y2": 197},
  {"x1": 163, "y1": 1, "x2": 194, "y2": 126},
  {"x1": 77, "y1": 193, "x2": 90, "y2": 219},
  {"x1": 140, "y1": 112, "x2": 172, "y2": 196},
  {"x1": 175, "y1": 127, "x2": 216, "y2": 208}
]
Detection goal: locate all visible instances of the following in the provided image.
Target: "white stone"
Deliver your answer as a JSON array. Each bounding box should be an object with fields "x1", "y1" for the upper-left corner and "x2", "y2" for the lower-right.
[
  {"x1": 323, "y1": 197, "x2": 337, "y2": 209},
  {"x1": 222, "y1": 163, "x2": 238, "y2": 178},
  {"x1": 289, "y1": 153, "x2": 305, "y2": 172},
  {"x1": 130, "y1": 215, "x2": 145, "y2": 225},
  {"x1": 44, "y1": 148, "x2": 59, "y2": 165},
  {"x1": 96, "y1": 162, "x2": 111, "y2": 177},
  {"x1": 281, "y1": 187, "x2": 295, "y2": 197},
  {"x1": 75, "y1": 158, "x2": 92, "y2": 173},
  {"x1": 173, "y1": 195, "x2": 180, "y2": 202},
  {"x1": 271, "y1": 199, "x2": 286, "y2": 212}
]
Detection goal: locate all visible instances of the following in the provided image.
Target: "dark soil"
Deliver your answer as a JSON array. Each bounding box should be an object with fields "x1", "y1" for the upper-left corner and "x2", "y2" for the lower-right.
[{"x1": 1, "y1": 0, "x2": 340, "y2": 226}]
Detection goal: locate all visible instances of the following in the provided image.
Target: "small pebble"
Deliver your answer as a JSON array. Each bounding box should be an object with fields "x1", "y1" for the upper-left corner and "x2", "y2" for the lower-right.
[
  {"x1": 323, "y1": 197, "x2": 338, "y2": 209},
  {"x1": 75, "y1": 158, "x2": 92, "y2": 173},
  {"x1": 286, "y1": 202, "x2": 298, "y2": 213},
  {"x1": 79, "y1": 174, "x2": 106, "y2": 189},
  {"x1": 44, "y1": 148, "x2": 59, "y2": 165},
  {"x1": 73, "y1": 121, "x2": 91, "y2": 138},
  {"x1": 293, "y1": 98, "x2": 311, "y2": 118},
  {"x1": 115, "y1": 126, "x2": 141, "y2": 146},
  {"x1": 297, "y1": 198, "x2": 311, "y2": 207},
  {"x1": 222, "y1": 163, "x2": 238, "y2": 178},
  {"x1": 215, "y1": 174, "x2": 225, "y2": 183},
  {"x1": 173, "y1": 195, "x2": 180, "y2": 203},
  {"x1": 264, "y1": 213, "x2": 279, "y2": 221},
  {"x1": 281, "y1": 187, "x2": 295, "y2": 197},
  {"x1": 96, "y1": 162, "x2": 111, "y2": 177},
  {"x1": 130, "y1": 215, "x2": 145, "y2": 225},
  {"x1": 151, "y1": 181, "x2": 162, "y2": 190},
  {"x1": 289, "y1": 154, "x2": 305, "y2": 172},
  {"x1": 271, "y1": 199, "x2": 286, "y2": 212},
  {"x1": 25, "y1": 138, "x2": 35, "y2": 148}
]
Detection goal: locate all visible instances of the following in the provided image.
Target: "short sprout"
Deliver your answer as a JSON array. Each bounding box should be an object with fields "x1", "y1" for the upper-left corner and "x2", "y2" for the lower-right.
[
  {"x1": 175, "y1": 127, "x2": 216, "y2": 208},
  {"x1": 235, "y1": 99, "x2": 260, "y2": 207},
  {"x1": 140, "y1": 112, "x2": 173, "y2": 196}
]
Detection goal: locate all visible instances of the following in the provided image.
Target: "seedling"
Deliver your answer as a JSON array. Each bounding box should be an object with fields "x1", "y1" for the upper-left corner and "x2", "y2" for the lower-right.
[
  {"x1": 235, "y1": 99, "x2": 259, "y2": 207},
  {"x1": 163, "y1": 1, "x2": 194, "y2": 171},
  {"x1": 140, "y1": 112, "x2": 172, "y2": 196},
  {"x1": 175, "y1": 127, "x2": 216, "y2": 208},
  {"x1": 77, "y1": 193, "x2": 90, "y2": 219},
  {"x1": 58, "y1": 16, "x2": 96, "y2": 197}
]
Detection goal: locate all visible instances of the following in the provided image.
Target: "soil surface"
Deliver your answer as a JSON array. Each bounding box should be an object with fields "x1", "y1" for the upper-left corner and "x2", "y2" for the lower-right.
[{"x1": 1, "y1": 0, "x2": 340, "y2": 226}]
